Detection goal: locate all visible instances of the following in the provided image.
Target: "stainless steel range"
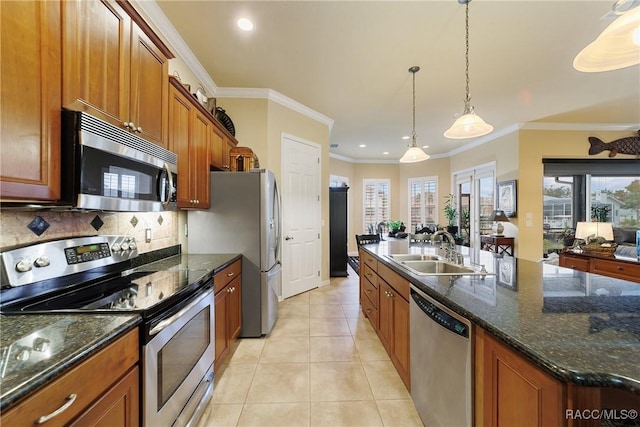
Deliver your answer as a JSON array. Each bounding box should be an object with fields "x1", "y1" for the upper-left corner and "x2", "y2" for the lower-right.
[{"x1": 0, "y1": 236, "x2": 215, "y2": 427}]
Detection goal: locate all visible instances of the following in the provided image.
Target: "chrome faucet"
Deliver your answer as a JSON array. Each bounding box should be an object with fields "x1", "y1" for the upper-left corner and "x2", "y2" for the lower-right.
[{"x1": 432, "y1": 230, "x2": 464, "y2": 264}]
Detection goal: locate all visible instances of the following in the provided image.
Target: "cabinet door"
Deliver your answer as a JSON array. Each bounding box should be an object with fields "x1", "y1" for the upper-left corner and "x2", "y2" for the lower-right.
[
  {"x1": 62, "y1": 0, "x2": 130, "y2": 127},
  {"x1": 69, "y1": 367, "x2": 139, "y2": 427},
  {"x1": 129, "y1": 23, "x2": 168, "y2": 147},
  {"x1": 391, "y1": 294, "x2": 410, "y2": 388},
  {"x1": 168, "y1": 85, "x2": 192, "y2": 208},
  {"x1": 214, "y1": 288, "x2": 229, "y2": 371},
  {"x1": 210, "y1": 125, "x2": 225, "y2": 170},
  {"x1": 190, "y1": 110, "x2": 211, "y2": 209},
  {"x1": 477, "y1": 328, "x2": 565, "y2": 427},
  {"x1": 0, "y1": 0, "x2": 61, "y2": 201},
  {"x1": 378, "y1": 280, "x2": 393, "y2": 351},
  {"x1": 228, "y1": 275, "x2": 242, "y2": 340}
]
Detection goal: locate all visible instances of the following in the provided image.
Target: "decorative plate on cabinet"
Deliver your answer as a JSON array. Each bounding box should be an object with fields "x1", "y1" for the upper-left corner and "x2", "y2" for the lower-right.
[{"x1": 214, "y1": 107, "x2": 235, "y2": 136}]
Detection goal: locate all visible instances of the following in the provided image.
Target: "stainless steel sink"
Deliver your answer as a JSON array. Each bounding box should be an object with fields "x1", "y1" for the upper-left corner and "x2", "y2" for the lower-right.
[
  {"x1": 389, "y1": 258, "x2": 492, "y2": 277},
  {"x1": 387, "y1": 254, "x2": 440, "y2": 261}
]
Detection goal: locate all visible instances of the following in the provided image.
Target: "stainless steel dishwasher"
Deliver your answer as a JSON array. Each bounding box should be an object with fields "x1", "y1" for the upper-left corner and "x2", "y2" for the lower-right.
[{"x1": 410, "y1": 285, "x2": 472, "y2": 427}]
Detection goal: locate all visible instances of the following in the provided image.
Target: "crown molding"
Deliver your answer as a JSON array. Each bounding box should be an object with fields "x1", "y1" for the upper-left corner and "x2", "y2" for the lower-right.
[
  {"x1": 217, "y1": 87, "x2": 334, "y2": 131},
  {"x1": 132, "y1": 1, "x2": 218, "y2": 95},
  {"x1": 132, "y1": 1, "x2": 334, "y2": 132},
  {"x1": 519, "y1": 122, "x2": 640, "y2": 131}
]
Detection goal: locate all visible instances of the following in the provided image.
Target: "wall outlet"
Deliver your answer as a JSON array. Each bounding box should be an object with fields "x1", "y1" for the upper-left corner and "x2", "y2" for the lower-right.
[{"x1": 145, "y1": 228, "x2": 152, "y2": 243}]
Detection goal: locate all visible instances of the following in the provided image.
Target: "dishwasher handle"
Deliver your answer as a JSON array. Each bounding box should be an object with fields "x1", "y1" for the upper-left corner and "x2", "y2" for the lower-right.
[{"x1": 411, "y1": 289, "x2": 469, "y2": 339}]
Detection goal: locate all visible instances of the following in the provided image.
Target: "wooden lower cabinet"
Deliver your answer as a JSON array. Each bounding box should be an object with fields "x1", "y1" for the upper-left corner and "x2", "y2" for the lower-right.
[
  {"x1": 214, "y1": 259, "x2": 242, "y2": 370},
  {"x1": 559, "y1": 253, "x2": 640, "y2": 283},
  {"x1": 359, "y1": 250, "x2": 410, "y2": 389},
  {"x1": 1, "y1": 328, "x2": 139, "y2": 427},
  {"x1": 475, "y1": 327, "x2": 565, "y2": 427}
]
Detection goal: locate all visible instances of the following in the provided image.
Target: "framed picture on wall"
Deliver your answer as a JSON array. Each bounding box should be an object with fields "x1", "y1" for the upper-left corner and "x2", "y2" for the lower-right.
[{"x1": 496, "y1": 180, "x2": 517, "y2": 217}]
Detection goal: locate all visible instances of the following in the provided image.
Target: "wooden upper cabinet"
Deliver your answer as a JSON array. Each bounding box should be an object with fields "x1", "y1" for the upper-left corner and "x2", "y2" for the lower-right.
[
  {"x1": 62, "y1": 0, "x2": 171, "y2": 147},
  {"x1": 210, "y1": 125, "x2": 236, "y2": 171},
  {"x1": 0, "y1": 1, "x2": 62, "y2": 201},
  {"x1": 129, "y1": 23, "x2": 169, "y2": 146},
  {"x1": 169, "y1": 78, "x2": 210, "y2": 209}
]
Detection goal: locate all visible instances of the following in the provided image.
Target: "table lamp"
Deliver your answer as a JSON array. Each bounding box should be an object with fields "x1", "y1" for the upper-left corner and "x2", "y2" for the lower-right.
[
  {"x1": 488, "y1": 210, "x2": 510, "y2": 236},
  {"x1": 574, "y1": 221, "x2": 614, "y2": 242}
]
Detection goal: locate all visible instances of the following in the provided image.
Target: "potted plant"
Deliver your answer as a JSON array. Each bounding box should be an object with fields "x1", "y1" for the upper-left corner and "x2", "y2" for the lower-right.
[
  {"x1": 561, "y1": 226, "x2": 575, "y2": 247},
  {"x1": 443, "y1": 194, "x2": 459, "y2": 235},
  {"x1": 387, "y1": 220, "x2": 404, "y2": 237}
]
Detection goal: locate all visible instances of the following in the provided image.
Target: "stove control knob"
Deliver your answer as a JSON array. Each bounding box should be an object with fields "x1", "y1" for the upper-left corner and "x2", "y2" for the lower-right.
[
  {"x1": 34, "y1": 256, "x2": 50, "y2": 268},
  {"x1": 33, "y1": 338, "x2": 50, "y2": 352},
  {"x1": 128, "y1": 240, "x2": 137, "y2": 250},
  {"x1": 111, "y1": 242, "x2": 122, "y2": 252},
  {"x1": 120, "y1": 241, "x2": 130, "y2": 251},
  {"x1": 15, "y1": 259, "x2": 33, "y2": 273}
]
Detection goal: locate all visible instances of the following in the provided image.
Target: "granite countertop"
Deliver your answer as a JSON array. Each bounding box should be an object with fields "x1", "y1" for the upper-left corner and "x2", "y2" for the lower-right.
[
  {"x1": 0, "y1": 314, "x2": 140, "y2": 410},
  {"x1": 361, "y1": 239, "x2": 640, "y2": 393},
  {"x1": 0, "y1": 251, "x2": 241, "y2": 411}
]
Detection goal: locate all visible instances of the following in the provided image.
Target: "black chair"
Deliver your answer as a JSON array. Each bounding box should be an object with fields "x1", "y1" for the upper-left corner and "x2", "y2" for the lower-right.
[{"x1": 355, "y1": 234, "x2": 381, "y2": 246}]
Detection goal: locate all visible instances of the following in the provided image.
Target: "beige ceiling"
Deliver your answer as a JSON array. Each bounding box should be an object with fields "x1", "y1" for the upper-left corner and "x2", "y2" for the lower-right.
[{"x1": 155, "y1": 0, "x2": 640, "y2": 161}]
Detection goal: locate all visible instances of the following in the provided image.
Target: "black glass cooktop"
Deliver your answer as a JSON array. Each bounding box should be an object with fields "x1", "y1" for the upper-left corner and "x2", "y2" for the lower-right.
[{"x1": 1, "y1": 269, "x2": 211, "y2": 317}]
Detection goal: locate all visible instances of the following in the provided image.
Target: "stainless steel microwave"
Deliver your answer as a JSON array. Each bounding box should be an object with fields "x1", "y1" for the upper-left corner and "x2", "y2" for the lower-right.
[{"x1": 61, "y1": 110, "x2": 177, "y2": 212}]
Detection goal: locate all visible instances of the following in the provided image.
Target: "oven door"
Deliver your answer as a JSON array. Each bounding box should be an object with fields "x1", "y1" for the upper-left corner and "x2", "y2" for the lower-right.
[{"x1": 144, "y1": 288, "x2": 214, "y2": 427}]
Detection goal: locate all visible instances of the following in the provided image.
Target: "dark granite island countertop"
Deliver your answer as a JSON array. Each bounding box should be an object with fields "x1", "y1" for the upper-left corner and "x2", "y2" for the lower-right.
[
  {"x1": 360, "y1": 239, "x2": 640, "y2": 394},
  {"x1": 0, "y1": 313, "x2": 140, "y2": 410}
]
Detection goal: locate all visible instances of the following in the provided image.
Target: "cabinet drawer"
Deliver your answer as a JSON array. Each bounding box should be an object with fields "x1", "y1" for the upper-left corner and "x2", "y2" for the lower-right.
[
  {"x1": 2, "y1": 328, "x2": 139, "y2": 426},
  {"x1": 361, "y1": 263, "x2": 378, "y2": 287},
  {"x1": 362, "y1": 275, "x2": 378, "y2": 308},
  {"x1": 378, "y1": 263, "x2": 410, "y2": 301},
  {"x1": 361, "y1": 289, "x2": 379, "y2": 330},
  {"x1": 591, "y1": 258, "x2": 640, "y2": 283},
  {"x1": 215, "y1": 259, "x2": 241, "y2": 293},
  {"x1": 559, "y1": 254, "x2": 590, "y2": 272},
  {"x1": 360, "y1": 249, "x2": 378, "y2": 272}
]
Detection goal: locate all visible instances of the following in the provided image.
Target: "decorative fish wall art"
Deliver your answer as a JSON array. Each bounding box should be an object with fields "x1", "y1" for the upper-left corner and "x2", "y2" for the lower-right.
[{"x1": 588, "y1": 131, "x2": 640, "y2": 157}]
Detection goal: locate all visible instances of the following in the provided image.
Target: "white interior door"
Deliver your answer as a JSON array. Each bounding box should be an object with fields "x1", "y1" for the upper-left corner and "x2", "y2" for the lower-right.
[{"x1": 281, "y1": 134, "x2": 321, "y2": 299}]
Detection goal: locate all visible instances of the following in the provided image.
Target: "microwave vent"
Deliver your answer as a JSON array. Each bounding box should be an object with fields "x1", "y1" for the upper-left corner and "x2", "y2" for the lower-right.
[{"x1": 78, "y1": 112, "x2": 177, "y2": 165}]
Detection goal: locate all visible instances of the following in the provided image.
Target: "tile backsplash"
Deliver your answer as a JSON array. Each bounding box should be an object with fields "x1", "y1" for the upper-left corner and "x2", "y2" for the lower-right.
[{"x1": 0, "y1": 210, "x2": 182, "y2": 253}]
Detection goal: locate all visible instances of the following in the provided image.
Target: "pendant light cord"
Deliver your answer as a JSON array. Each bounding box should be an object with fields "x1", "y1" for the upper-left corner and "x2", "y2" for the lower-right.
[
  {"x1": 412, "y1": 69, "x2": 417, "y2": 147},
  {"x1": 464, "y1": 1, "x2": 472, "y2": 113}
]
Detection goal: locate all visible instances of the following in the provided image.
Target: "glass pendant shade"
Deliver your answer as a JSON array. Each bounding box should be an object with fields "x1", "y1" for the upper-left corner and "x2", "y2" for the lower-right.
[
  {"x1": 573, "y1": 6, "x2": 640, "y2": 72},
  {"x1": 400, "y1": 145, "x2": 430, "y2": 163},
  {"x1": 444, "y1": 110, "x2": 494, "y2": 139}
]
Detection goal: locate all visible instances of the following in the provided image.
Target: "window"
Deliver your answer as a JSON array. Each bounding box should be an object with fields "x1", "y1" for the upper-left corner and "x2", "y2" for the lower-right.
[
  {"x1": 542, "y1": 159, "x2": 640, "y2": 254},
  {"x1": 363, "y1": 179, "x2": 390, "y2": 233},
  {"x1": 408, "y1": 177, "x2": 438, "y2": 233}
]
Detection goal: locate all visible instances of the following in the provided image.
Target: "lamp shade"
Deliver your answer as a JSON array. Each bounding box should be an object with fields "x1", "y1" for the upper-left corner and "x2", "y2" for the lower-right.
[
  {"x1": 400, "y1": 146, "x2": 430, "y2": 163},
  {"x1": 488, "y1": 210, "x2": 510, "y2": 223},
  {"x1": 444, "y1": 112, "x2": 494, "y2": 139},
  {"x1": 574, "y1": 221, "x2": 614, "y2": 240},
  {"x1": 573, "y1": 6, "x2": 640, "y2": 72}
]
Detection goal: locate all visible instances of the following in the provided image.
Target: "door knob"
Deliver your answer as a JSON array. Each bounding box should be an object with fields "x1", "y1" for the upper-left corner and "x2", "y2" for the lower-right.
[{"x1": 285, "y1": 236, "x2": 294, "y2": 240}]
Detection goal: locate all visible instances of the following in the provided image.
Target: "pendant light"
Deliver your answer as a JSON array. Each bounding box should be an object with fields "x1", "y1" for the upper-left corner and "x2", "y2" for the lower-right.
[
  {"x1": 444, "y1": 0, "x2": 493, "y2": 140},
  {"x1": 573, "y1": 3, "x2": 640, "y2": 72},
  {"x1": 400, "y1": 66, "x2": 430, "y2": 163}
]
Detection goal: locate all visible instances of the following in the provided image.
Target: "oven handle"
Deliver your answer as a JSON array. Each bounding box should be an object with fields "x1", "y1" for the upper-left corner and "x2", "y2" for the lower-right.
[
  {"x1": 149, "y1": 289, "x2": 212, "y2": 337},
  {"x1": 160, "y1": 162, "x2": 174, "y2": 208}
]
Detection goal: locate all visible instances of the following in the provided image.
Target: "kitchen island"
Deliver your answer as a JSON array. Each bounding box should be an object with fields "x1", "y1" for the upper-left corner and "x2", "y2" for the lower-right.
[{"x1": 359, "y1": 239, "x2": 640, "y2": 425}]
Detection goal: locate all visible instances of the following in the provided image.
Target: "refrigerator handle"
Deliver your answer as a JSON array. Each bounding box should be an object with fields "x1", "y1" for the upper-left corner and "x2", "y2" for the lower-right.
[{"x1": 274, "y1": 178, "x2": 282, "y2": 263}]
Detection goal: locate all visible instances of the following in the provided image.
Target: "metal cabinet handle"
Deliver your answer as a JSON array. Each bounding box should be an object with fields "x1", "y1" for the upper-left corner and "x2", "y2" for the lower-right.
[
  {"x1": 285, "y1": 236, "x2": 294, "y2": 241},
  {"x1": 37, "y1": 394, "x2": 77, "y2": 424},
  {"x1": 227, "y1": 272, "x2": 234, "y2": 277}
]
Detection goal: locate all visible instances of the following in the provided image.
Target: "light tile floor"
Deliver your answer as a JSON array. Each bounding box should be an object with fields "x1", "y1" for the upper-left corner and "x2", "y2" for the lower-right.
[{"x1": 196, "y1": 265, "x2": 424, "y2": 427}]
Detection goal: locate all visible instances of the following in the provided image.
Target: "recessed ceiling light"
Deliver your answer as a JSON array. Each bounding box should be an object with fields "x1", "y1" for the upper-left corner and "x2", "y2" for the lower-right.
[
  {"x1": 359, "y1": 144, "x2": 366, "y2": 148},
  {"x1": 402, "y1": 136, "x2": 410, "y2": 140},
  {"x1": 237, "y1": 18, "x2": 254, "y2": 31},
  {"x1": 422, "y1": 145, "x2": 429, "y2": 149},
  {"x1": 383, "y1": 152, "x2": 389, "y2": 155}
]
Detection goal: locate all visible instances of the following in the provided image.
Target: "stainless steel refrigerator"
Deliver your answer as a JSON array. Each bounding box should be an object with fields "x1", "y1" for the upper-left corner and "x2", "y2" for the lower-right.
[{"x1": 188, "y1": 169, "x2": 281, "y2": 337}]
